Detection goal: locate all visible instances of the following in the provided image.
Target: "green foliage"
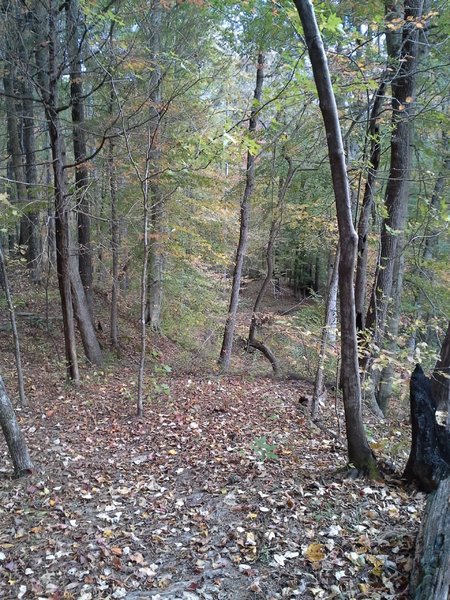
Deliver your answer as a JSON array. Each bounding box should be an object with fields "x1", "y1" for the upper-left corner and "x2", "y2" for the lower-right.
[{"x1": 251, "y1": 436, "x2": 278, "y2": 462}]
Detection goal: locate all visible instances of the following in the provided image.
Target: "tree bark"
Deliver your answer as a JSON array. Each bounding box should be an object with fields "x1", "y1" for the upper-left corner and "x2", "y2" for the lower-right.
[
  {"x1": 0, "y1": 376, "x2": 33, "y2": 477},
  {"x1": 410, "y1": 477, "x2": 450, "y2": 599},
  {"x1": 293, "y1": 0, "x2": 377, "y2": 475},
  {"x1": 219, "y1": 52, "x2": 265, "y2": 371}
]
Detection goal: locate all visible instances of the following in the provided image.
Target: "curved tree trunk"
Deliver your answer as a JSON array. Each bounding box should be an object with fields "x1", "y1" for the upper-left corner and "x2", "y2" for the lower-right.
[
  {"x1": 293, "y1": 0, "x2": 377, "y2": 475},
  {"x1": 219, "y1": 52, "x2": 265, "y2": 371},
  {"x1": 0, "y1": 377, "x2": 33, "y2": 477}
]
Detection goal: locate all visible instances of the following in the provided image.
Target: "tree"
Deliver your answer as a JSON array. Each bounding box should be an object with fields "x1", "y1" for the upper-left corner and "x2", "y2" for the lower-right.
[
  {"x1": 365, "y1": 1, "x2": 424, "y2": 406},
  {"x1": 0, "y1": 376, "x2": 33, "y2": 477},
  {"x1": 32, "y1": 0, "x2": 102, "y2": 377},
  {"x1": 292, "y1": 0, "x2": 377, "y2": 475},
  {"x1": 66, "y1": 0, "x2": 94, "y2": 320},
  {"x1": 219, "y1": 52, "x2": 265, "y2": 371}
]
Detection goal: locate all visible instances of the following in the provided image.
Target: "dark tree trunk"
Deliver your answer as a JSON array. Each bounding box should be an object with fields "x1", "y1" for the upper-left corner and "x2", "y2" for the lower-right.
[
  {"x1": 293, "y1": 0, "x2": 377, "y2": 475},
  {"x1": 410, "y1": 477, "x2": 450, "y2": 599},
  {"x1": 354, "y1": 81, "x2": 386, "y2": 330},
  {"x1": 66, "y1": 0, "x2": 94, "y2": 320},
  {"x1": 0, "y1": 377, "x2": 33, "y2": 477},
  {"x1": 366, "y1": 0, "x2": 423, "y2": 343},
  {"x1": 432, "y1": 321, "x2": 450, "y2": 412},
  {"x1": 404, "y1": 365, "x2": 450, "y2": 492},
  {"x1": 219, "y1": 52, "x2": 265, "y2": 371}
]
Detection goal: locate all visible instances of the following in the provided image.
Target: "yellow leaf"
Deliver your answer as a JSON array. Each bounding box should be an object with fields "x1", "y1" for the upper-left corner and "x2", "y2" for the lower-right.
[
  {"x1": 103, "y1": 529, "x2": 113, "y2": 538},
  {"x1": 168, "y1": 449, "x2": 177, "y2": 455},
  {"x1": 305, "y1": 543, "x2": 326, "y2": 563},
  {"x1": 405, "y1": 96, "x2": 414, "y2": 103}
]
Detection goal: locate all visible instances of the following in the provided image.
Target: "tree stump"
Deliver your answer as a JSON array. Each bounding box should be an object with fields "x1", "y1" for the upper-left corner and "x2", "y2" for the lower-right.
[
  {"x1": 404, "y1": 365, "x2": 450, "y2": 492},
  {"x1": 410, "y1": 477, "x2": 450, "y2": 599}
]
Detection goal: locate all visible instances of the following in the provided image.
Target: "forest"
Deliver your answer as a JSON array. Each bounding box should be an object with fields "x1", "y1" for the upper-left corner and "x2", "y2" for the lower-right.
[{"x1": 0, "y1": 0, "x2": 449, "y2": 598}]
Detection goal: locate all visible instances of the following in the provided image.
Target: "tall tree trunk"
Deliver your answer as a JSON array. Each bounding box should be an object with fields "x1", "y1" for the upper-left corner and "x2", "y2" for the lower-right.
[
  {"x1": 0, "y1": 377, "x2": 33, "y2": 477},
  {"x1": 219, "y1": 52, "x2": 265, "y2": 371},
  {"x1": 35, "y1": 1, "x2": 79, "y2": 382},
  {"x1": 365, "y1": 0, "x2": 423, "y2": 343},
  {"x1": 0, "y1": 248, "x2": 27, "y2": 407},
  {"x1": 311, "y1": 245, "x2": 340, "y2": 419},
  {"x1": 66, "y1": 0, "x2": 94, "y2": 320},
  {"x1": 293, "y1": 0, "x2": 377, "y2": 475},
  {"x1": 146, "y1": 0, "x2": 164, "y2": 332},
  {"x1": 354, "y1": 81, "x2": 386, "y2": 330},
  {"x1": 35, "y1": 0, "x2": 102, "y2": 377}
]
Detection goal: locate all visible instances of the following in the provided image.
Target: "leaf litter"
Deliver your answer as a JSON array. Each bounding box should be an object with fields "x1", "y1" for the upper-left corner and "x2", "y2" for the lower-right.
[{"x1": 0, "y1": 366, "x2": 424, "y2": 600}]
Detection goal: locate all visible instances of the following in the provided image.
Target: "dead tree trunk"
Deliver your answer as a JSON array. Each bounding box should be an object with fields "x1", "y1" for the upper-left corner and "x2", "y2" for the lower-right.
[
  {"x1": 0, "y1": 377, "x2": 33, "y2": 477},
  {"x1": 404, "y1": 364, "x2": 450, "y2": 492},
  {"x1": 410, "y1": 477, "x2": 450, "y2": 599}
]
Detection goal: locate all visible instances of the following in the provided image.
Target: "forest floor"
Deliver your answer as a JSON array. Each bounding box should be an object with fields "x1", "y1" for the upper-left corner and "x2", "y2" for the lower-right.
[{"x1": 0, "y1": 272, "x2": 426, "y2": 600}]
